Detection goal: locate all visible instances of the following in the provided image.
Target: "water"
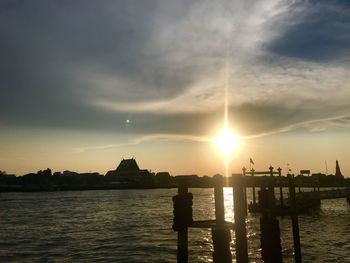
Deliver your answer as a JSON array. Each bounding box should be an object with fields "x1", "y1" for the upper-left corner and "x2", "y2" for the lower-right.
[{"x1": 1, "y1": 188, "x2": 349, "y2": 262}]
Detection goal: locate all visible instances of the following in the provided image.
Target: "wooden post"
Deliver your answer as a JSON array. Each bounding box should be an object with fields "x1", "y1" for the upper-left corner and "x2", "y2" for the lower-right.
[
  {"x1": 251, "y1": 169, "x2": 256, "y2": 205},
  {"x1": 269, "y1": 166, "x2": 274, "y2": 177},
  {"x1": 278, "y1": 167, "x2": 284, "y2": 207},
  {"x1": 212, "y1": 176, "x2": 232, "y2": 263},
  {"x1": 242, "y1": 167, "x2": 248, "y2": 215},
  {"x1": 288, "y1": 175, "x2": 302, "y2": 263},
  {"x1": 268, "y1": 167, "x2": 276, "y2": 214},
  {"x1": 267, "y1": 169, "x2": 276, "y2": 216},
  {"x1": 259, "y1": 176, "x2": 283, "y2": 263},
  {"x1": 214, "y1": 176, "x2": 225, "y2": 224},
  {"x1": 177, "y1": 183, "x2": 189, "y2": 263},
  {"x1": 269, "y1": 166, "x2": 275, "y2": 211},
  {"x1": 232, "y1": 173, "x2": 249, "y2": 263},
  {"x1": 313, "y1": 175, "x2": 317, "y2": 192},
  {"x1": 297, "y1": 177, "x2": 301, "y2": 193}
]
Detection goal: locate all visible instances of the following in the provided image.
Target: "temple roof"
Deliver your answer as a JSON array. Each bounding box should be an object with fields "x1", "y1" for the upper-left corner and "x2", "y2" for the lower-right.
[{"x1": 116, "y1": 158, "x2": 140, "y2": 172}]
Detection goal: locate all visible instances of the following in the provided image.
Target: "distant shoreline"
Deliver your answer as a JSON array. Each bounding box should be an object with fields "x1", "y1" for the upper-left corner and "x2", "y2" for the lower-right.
[
  {"x1": 0, "y1": 185, "x2": 179, "y2": 193},
  {"x1": 1, "y1": 183, "x2": 348, "y2": 193}
]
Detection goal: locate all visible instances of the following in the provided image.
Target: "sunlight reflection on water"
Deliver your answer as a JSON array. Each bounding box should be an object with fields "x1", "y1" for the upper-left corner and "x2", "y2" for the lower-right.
[{"x1": 1, "y1": 188, "x2": 349, "y2": 262}]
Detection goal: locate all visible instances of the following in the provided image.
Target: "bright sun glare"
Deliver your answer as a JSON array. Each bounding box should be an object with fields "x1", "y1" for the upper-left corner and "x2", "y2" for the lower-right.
[{"x1": 213, "y1": 126, "x2": 240, "y2": 157}]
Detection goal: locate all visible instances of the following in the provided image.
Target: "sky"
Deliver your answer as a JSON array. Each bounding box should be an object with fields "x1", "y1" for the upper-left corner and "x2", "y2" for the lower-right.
[{"x1": 1, "y1": 0, "x2": 350, "y2": 176}]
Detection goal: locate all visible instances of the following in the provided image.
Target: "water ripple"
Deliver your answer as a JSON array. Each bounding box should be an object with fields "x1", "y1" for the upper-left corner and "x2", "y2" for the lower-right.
[{"x1": 1, "y1": 189, "x2": 349, "y2": 262}]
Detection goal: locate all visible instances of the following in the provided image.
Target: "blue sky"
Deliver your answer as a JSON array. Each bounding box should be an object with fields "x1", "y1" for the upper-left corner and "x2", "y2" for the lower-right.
[{"x1": 1, "y1": 0, "x2": 350, "y2": 176}]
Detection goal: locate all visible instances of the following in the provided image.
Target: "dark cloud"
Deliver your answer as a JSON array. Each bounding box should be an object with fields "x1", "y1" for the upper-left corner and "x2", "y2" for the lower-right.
[
  {"x1": 0, "y1": 0, "x2": 199, "y2": 129},
  {"x1": 268, "y1": 0, "x2": 350, "y2": 62}
]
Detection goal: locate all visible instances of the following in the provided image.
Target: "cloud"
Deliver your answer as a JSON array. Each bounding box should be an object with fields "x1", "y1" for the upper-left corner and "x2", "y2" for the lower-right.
[
  {"x1": 1, "y1": 0, "x2": 350, "y2": 139},
  {"x1": 75, "y1": 113, "x2": 350, "y2": 153},
  {"x1": 244, "y1": 114, "x2": 350, "y2": 139},
  {"x1": 267, "y1": 0, "x2": 350, "y2": 62},
  {"x1": 75, "y1": 133, "x2": 211, "y2": 152}
]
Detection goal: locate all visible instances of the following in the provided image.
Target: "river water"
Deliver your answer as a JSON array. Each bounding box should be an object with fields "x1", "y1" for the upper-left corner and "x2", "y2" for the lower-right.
[{"x1": 1, "y1": 188, "x2": 349, "y2": 262}]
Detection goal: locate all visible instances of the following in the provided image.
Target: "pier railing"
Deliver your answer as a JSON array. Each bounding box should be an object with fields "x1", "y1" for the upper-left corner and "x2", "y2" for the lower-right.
[
  {"x1": 172, "y1": 167, "x2": 350, "y2": 263},
  {"x1": 172, "y1": 174, "x2": 251, "y2": 263}
]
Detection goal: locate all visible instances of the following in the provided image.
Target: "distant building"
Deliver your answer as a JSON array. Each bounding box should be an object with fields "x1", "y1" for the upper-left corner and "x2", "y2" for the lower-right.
[
  {"x1": 116, "y1": 158, "x2": 140, "y2": 174},
  {"x1": 174, "y1": 174, "x2": 199, "y2": 185},
  {"x1": 335, "y1": 160, "x2": 343, "y2": 178},
  {"x1": 300, "y1": 170, "x2": 310, "y2": 176},
  {"x1": 105, "y1": 158, "x2": 153, "y2": 185},
  {"x1": 155, "y1": 172, "x2": 172, "y2": 185}
]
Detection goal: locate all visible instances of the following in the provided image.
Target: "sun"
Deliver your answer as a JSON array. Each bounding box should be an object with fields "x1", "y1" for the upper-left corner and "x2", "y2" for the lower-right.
[{"x1": 213, "y1": 127, "x2": 240, "y2": 157}]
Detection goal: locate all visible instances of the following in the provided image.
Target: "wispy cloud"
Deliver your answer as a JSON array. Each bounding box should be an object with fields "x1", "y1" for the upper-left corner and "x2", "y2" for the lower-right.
[
  {"x1": 76, "y1": 113, "x2": 350, "y2": 153},
  {"x1": 75, "y1": 133, "x2": 211, "y2": 152},
  {"x1": 243, "y1": 114, "x2": 350, "y2": 139}
]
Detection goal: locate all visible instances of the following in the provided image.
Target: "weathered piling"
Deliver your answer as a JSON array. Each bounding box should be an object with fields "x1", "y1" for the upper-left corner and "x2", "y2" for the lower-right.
[
  {"x1": 278, "y1": 167, "x2": 284, "y2": 207},
  {"x1": 313, "y1": 176, "x2": 317, "y2": 192},
  {"x1": 251, "y1": 169, "x2": 256, "y2": 205},
  {"x1": 214, "y1": 177, "x2": 226, "y2": 223},
  {"x1": 288, "y1": 175, "x2": 302, "y2": 263},
  {"x1": 232, "y1": 174, "x2": 249, "y2": 263},
  {"x1": 297, "y1": 177, "x2": 301, "y2": 193},
  {"x1": 212, "y1": 176, "x2": 232, "y2": 263},
  {"x1": 268, "y1": 166, "x2": 276, "y2": 209},
  {"x1": 260, "y1": 168, "x2": 283, "y2": 263},
  {"x1": 173, "y1": 182, "x2": 193, "y2": 263},
  {"x1": 242, "y1": 167, "x2": 248, "y2": 215}
]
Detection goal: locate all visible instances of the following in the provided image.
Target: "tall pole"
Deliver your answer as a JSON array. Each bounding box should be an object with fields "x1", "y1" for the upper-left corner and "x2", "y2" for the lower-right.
[
  {"x1": 232, "y1": 173, "x2": 249, "y2": 263},
  {"x1": 251, "y1": 168, "x2": 256, "y2": 205},
  {"x1": 177, "y1": 183, "x2": 189, "y2": 263},
  {"x1": 278, "y1": 167, "x2": 284, "y2": 207},
  {"x1": 268, "y1": 166, "x2": 275, "y2": 213},
  {"x1": 288, "y1": 175, "x2": 302, "y2": 262},
  {"x1": 212, "y1": 176, "x2": 232, "y2": 263}
]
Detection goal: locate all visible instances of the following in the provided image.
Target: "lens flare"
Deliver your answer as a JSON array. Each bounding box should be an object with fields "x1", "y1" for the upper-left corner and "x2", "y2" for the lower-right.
[{"x1": 214, "y1": 126, "x2": 240, "y2": 157}]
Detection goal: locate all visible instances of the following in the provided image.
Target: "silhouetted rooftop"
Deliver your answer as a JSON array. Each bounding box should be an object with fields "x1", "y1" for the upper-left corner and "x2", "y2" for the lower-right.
[{"x1": 116, "y1": 158, "x2": 140, "y2": 172}]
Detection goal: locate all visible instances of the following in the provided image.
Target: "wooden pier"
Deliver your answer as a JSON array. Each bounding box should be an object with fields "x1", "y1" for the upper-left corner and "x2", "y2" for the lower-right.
[
  {"x1": 172, "y1": 167, "x2": 350, "y2": 262},
  {"x1": 319, "y1": 188, "x2": 350, "y2": 200},
  {"x1": 247, "y1": 173, "x2": 350, "y2": 215}
]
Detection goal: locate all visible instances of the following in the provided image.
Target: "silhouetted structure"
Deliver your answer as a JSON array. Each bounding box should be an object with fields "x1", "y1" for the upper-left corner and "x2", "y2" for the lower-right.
[
  {"x1": 335, "y1": 160, "x2": 343, "y2": 178},
  {"x1": 105, "y1": 158, "x2": 154, "y2": 185},
  {"x1": 1, "y1": 161, "x2": 349, "y2": 192},
  {"x1": 172, "y1": 167, "x2": 350, "y2": 262},
  {"x1": 155, "y1": 172, "x2": 172, "y2": 186},
  {"x1": 116, "y1": 158, "x2": 140, "y2": 173}
]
